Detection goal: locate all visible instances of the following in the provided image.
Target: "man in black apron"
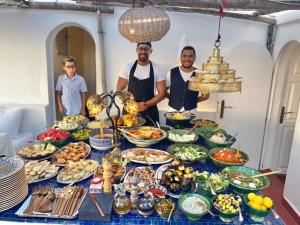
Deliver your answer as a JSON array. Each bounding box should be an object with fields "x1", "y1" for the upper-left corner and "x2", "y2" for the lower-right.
[
  {"x1": 165, "y1": 46, "x2": 210, "y2": 126},
  {"x1": 116, "y1": 42, "x2": 166, "y2": 125}
]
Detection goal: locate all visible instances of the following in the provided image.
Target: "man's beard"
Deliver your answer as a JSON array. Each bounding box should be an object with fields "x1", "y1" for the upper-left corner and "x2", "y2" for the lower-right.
[
  {"x1": 138, "y1": 54, "x2": 148, "y2": 62},
  {"x1": 181, "y1": 63, "x2": 193, "y2": 69}
]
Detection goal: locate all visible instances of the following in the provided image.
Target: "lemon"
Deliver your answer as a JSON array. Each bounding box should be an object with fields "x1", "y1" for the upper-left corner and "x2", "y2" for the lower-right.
[
  {"x1": 263, "y1": 197, "x2": 273, "y2": 209},
  {"x1": 248, "y1": 193, "x2": 256, "y2": 201},
  {"x1": 250, "y1": 202, "x2": 261, "y2": 210},
  {"x1": 254, "y1": 195, "x2": 264, "y2": 205},
  {"x1": 260, "y1": 205, "x2": 267, "y2": 211}
]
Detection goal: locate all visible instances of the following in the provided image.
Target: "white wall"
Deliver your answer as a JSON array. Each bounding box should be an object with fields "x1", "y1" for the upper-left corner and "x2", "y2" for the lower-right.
[
  {"x1": 284, "y1": 101, "x2": 300, "y2": 216},
  {"x1": 0, "y1": 7, "x2": 269, "y2": 128},
  {"x1": 101, "y1": 7, "x2": 269, "y2": 113}
]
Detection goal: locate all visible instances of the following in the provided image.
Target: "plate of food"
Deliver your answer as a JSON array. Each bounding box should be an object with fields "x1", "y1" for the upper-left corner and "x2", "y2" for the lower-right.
[
  {"x1": 167, "y1": 129, "x2": 198, "y2": 143},
  {"x1": 122, "y1": 126, "x2": 167, "y2": 147},
  {"x1": 196, "y1": 126, "x2": 236, "y2": 148},
  {"x1": 108, "y1": 114, "x2": 146, "y2": 128},
  {"x1": 164, "y1": 111, "x2": 196, "y2": 129},
  {"x1": 25, "y1": 160, "x2": 59, "y2": 184},
  {"x1": 52, "y1": 141, "x2": 91, "y2": 166},
  {"x1": 57, "y1": 159, "x2": 99, "y2": 184},
  {"x1": 71, "y1": 129, "x2": 92, "y2": 141},
  {"x1": 156, "y1": 160, "x2": 197, "y2": 198},
  {"x1": 37, "y1": 129, "x2": 70, "y2": 146},
  {"x1": 222, "y1": 166, "x2": 270, "y2": 194},
  {"x1": 121, "y1": 148, "x2": 172, "y2": 165},
  {"x1": 190, "y1": 119, "x2": 218, "y2": 127},
  {"x1": 167, "y1": 143, "x2": 208, "y2": 164},
  {"x1": 123, "y1": 166, "x2": 156, "y2": 194},
  {"x1": 18, "y1": 143, "x2": 57, "y2": 160},
  {"x1": 52, "y1": 121, "x2": 79, "y2": 132},
  {"x1": 63, "y1": 115, "x2": 89, "y2": 126},
  {"x1": 209, "y1": 147, "x2": 249, "y2": 168}
]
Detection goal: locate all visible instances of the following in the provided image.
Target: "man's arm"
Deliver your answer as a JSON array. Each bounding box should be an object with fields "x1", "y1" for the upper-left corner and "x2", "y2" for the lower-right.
[
  {"x1": 116, "y1": 77, "x2": 128, "y2": 91},
  {"x1": 198, "y1": 92, "x2": 210, "y2": 102},
  {"x1": 145, "y1": 80, "x2": 166, "y2": 108},
  {"x1": 80, "y1": 92, "x2": 86, "y2": 115},
  {"x1": 56, "y1": 91, "x2": 64, "y2": 114},
  {"x1": 165, "y1": 87, "x2": 170, "y2": 99}
]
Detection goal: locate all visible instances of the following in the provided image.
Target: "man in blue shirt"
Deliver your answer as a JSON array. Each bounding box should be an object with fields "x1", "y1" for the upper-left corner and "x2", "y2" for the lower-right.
[{"x1": 55, "y1": 56, "x2": 88, "y2": 116}]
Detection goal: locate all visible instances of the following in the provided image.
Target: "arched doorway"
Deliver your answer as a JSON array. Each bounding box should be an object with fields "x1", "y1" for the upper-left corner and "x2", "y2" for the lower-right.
[
  {"x1": 262, "y1": 40, "x2": 300, "y2": 171},
  {"x1": 53, "y1": 26, "x2": 96, "y2": 120}
]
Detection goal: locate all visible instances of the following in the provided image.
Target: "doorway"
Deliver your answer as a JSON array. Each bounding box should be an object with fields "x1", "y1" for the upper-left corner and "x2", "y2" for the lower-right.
[
  {"x1": 53, "y1": 26, "x2": 96, "y2": 120},
  {"x1": 262, "y1": 41, "x2": 300, "y2": 171}
]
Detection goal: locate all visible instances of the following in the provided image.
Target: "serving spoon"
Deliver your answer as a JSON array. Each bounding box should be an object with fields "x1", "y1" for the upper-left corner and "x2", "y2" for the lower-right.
[{"x1": 118, "y1": 128, "x2": 144, "y2": 140}]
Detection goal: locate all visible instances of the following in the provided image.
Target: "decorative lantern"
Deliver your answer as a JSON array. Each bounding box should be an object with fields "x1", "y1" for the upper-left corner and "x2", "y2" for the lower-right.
[
  {"x1": 118, "y1": 2, "x2": 170, "y2": 43},
  {"x1": 188, "y1": 1, "x2": 242, "y2": 93}
]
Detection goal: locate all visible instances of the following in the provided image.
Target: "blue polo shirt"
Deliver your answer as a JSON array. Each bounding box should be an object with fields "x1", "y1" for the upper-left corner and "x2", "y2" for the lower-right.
[{"x1": 55, "y1": 74, "x2": 88, "y2": 115}]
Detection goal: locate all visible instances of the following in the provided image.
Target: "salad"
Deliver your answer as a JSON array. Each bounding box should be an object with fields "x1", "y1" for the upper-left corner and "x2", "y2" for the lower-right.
[
  {"x1": 229, "y1": 172, "x2": 265, "y2": 189},
  {"x1": 168, "y1": 144, "x2": 208, "y2": 161},
  {"x1": 196, "y1": 171, "x2": 229, "y2": 193}
]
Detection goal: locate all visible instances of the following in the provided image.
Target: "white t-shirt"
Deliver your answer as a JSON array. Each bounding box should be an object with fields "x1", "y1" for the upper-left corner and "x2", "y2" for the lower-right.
[
  {"x1": 119, "y1": 61, "x2": 165, "y2": 83},
  {"x1": 166, "y1": 67, "x2": 199, "y2": 113}
]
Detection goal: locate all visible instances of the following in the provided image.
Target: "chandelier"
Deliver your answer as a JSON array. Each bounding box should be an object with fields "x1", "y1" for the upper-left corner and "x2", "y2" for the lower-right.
[
  {"x1": 188, "y1": 1, "x2": 242, "y2": 93},
  {"x1": 118, "y1": 1, "x2": 170, "y2": 43}
]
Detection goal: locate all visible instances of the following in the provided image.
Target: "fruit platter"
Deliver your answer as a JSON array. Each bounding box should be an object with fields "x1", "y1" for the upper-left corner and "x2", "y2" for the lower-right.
[{"x1": 37, "y1": 129, "x2": 70, "y2": 146}]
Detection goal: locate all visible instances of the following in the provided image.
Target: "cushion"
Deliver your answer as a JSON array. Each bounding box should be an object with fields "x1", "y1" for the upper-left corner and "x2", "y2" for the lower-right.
[{"x1": 0, "y1": 107, "x2": 23, "y2": 139}]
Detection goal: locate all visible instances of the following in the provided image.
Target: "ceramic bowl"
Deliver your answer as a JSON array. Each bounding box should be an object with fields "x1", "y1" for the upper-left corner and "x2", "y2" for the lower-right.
[
  {"x1": 177, "y1": 193, "x2": 210, "y2": 221},
  {"x1": 89, "y1": 128, "x2": 114, "y2": 150},
  {"x1": 208, "y1": 147, "x2": 249, "y2": 168}
]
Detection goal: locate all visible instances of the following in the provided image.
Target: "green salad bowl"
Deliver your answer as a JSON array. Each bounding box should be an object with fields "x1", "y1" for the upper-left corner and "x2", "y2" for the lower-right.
[
  {"x1": 222, "y1": 166, "x2": 270, "y2": 195},
  {"x1": 178, "y1": 193, "x2": 211, "y2": 221},
  {"x1": 167, "y1": 129, "x2": 199, "y2": 143},
  {"x1": 211, "y1": 195, "x2": 240, "y2": 223},
  {"x1": 168, "y1": 143, "x2": 208, "y2": 164},
  {"x1": 208, "y1": 147, "x2": 249, "y2": 168},
  {"x1": 196, "y1": 174, "x2": 229, "y2": 198},
  {"x1": 196, "y1": 126, "x2": 236, "y2": 148}
]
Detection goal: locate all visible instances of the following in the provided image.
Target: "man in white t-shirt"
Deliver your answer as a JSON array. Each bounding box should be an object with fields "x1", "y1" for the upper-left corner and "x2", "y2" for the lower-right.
[
  {"x1": 166, "y1": 46, "x2": 209, "y2": 115},
  {"x1": 116, "y1": 42, "x2": 166, "y2": 125}
]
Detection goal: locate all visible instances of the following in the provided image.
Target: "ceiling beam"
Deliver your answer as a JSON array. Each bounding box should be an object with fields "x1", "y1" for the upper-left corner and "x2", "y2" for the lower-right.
[{"x1": 77, "y1": 0, "x2": 300, "y2": 12}]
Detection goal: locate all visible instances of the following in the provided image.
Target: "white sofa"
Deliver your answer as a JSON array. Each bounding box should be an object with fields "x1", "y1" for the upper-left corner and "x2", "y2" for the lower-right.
[{"x1": 0, "y1": 104, "x2": 49, "y2": 156}]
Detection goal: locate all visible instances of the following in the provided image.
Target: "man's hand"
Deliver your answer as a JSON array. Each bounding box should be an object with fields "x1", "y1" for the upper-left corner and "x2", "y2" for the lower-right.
[
  {"x1": 80, "y1": 108, "x2": 86, "y2": 116},
  {"x1": 138, "y1": 102, "x2": 148, "y2": 112},
  {"x1": 58, "y1": 105, "x2": 64, "y2": 114}
]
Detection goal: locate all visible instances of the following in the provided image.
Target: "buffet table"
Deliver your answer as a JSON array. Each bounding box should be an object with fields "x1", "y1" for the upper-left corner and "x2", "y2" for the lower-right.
[{"x1": 0, "y1": 137, "x2": 285, "y2": 225}]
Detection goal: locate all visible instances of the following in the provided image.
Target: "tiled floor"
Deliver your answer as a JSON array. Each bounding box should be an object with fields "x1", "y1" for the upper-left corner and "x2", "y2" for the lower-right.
[{"x1": 261, "y1": 174, "x2": 300, "y2": 225}]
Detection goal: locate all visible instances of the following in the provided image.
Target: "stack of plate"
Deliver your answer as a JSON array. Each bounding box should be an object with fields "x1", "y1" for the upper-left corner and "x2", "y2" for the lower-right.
[{"x1": 0, "y1": 157, "x2": 28, "y2": 212}]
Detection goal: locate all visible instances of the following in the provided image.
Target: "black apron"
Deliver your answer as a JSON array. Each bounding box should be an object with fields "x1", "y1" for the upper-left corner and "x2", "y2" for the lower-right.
[{"x1": 127, "y1": 60, "x2": 159, "y2": 126}]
